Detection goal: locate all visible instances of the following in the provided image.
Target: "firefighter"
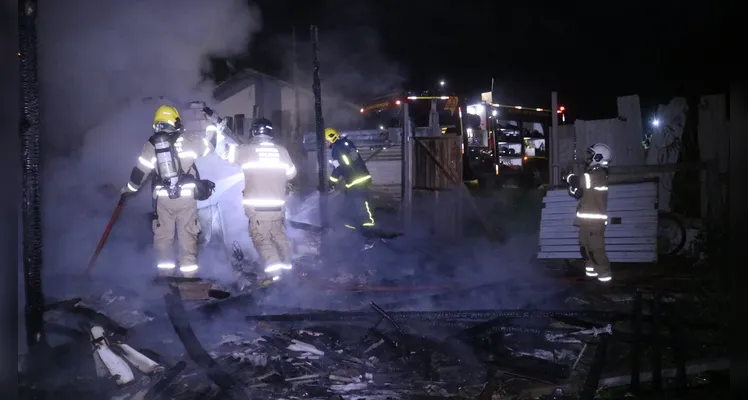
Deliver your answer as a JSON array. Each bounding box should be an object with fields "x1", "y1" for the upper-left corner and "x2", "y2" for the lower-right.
[
  {"x1": 566, "y1": 143, "x2": 612, "y2": 282},
  {"x1": 223, "y1": 118, "x2": 297, "y2": 286},
  {"x1": 121, "y1": 105, "x2": 216, "y2": 278},
  {"x1": 324, "y1": 127, "x2": 376, "y2": 232}
]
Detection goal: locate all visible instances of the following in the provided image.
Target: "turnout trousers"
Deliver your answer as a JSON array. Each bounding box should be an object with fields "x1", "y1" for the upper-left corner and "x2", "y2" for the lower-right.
[
  {"x1": 578, "y1": 223, "x2": 611, "y2": 281},
  {"x1": 153, "y1": 196, "x2": 201, "y2": 277},
  {"x1": 246, "y1": 209, "x2": 292, "y2": 280},
  {"x1": 341, "y1": 185, "x2": 375, "y2": 231}
]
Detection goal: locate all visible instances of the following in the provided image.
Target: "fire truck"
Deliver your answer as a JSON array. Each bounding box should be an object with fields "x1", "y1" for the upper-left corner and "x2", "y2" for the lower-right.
[{"x1": 464, "y1": 101, "x2": 555, "y2": 188}]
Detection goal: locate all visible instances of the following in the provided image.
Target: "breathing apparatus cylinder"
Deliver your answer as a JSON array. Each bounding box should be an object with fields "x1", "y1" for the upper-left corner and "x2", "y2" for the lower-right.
[{"x1": 152, "y1": 132, "x2": 182, "y2": 199}]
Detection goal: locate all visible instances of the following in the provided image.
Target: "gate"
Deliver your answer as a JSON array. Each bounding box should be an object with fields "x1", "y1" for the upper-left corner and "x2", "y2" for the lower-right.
[{"x1": 411, "y1": 135, "x2": 463, "y2": 236}]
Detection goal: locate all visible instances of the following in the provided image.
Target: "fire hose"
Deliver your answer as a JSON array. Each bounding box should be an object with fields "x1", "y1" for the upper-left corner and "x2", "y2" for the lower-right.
[{"x1": 84, "y1": 194, "x2": 128, "y2": 277}]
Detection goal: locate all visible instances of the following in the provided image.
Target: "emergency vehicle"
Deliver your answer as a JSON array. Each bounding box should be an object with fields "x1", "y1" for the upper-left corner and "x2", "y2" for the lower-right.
[{"x1": 465, "y1": 101, "x2": 560, "y2": 188}]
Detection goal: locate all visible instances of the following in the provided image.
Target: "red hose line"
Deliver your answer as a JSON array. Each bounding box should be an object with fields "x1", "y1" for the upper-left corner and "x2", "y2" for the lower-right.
[{"x1": 84, "y1": 195, "x2": 127, "y2": 278}]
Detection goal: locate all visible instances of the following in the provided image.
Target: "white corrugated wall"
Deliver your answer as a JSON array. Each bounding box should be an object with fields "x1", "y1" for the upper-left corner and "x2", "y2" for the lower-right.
[{"x1": 538, "y1": 181, "x2": 659, "y2": 263}]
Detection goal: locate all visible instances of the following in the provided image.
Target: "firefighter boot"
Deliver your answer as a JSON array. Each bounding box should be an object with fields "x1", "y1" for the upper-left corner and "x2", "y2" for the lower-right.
[
  {"x1": 596, "y1": 265, "x2": 612, "y2": 282},
  {"x1": 584, "y1": 260, "x2": 597, "y2": 277},
  {"x1": 158, "y1": 265, "x2": 176, "y2": 278}
]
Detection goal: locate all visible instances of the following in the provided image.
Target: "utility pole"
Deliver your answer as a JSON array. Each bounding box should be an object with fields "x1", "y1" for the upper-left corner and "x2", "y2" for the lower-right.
[
  {"x1": 401, "y1": 103, "x2": 412, "y2": 230},
  {"x1": 551, "y1": 91, "x2": 559, "y2": 185},
  {"x1": 310, "y1": 25, "x2": 327, "y2": 244},
  {"x1": 19, "y1": 0, "x2": 49, "y2": 357}
]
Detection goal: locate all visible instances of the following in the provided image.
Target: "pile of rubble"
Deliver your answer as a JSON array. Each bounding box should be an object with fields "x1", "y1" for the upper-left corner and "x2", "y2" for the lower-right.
[
  {"x1": 24, "y1": 287, "x2": 626, "y2": 399},
  {"x1": 21, "y1": 266, "x2": 727, "y2": 399}
]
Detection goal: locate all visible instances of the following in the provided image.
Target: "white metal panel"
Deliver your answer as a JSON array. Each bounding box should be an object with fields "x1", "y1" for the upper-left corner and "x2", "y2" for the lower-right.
[{"x1": 537, "y1": 181, "x2": 659, "y2": 263}]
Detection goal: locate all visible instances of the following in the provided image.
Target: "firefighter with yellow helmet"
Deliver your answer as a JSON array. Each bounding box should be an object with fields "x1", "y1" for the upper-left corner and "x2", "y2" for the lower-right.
[
  {"x1": 121, "y1": 105, "x2": 216, "y2": 278},
  {"x1": 325, "y1": 128, "x2": 376, "y2": 233}
]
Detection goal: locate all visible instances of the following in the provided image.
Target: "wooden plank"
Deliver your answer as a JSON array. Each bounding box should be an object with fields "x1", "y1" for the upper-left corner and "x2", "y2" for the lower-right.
[
  {"x1": 540, "y1": 237, "x2": 656, "y2": 246},
  {"x1": 541, "y1": 209, "x2": 657, "y2": 220},
  {"x1": 541, "y1": 222, "x2": 656, "y2": 232},
  {"x1": 539, "y1": 229, "x2": 657, "y2": 240},
  {"x1": 541, "y1": 244, "x2": 656, "y2": 252},
  {"x1": 541, "y1": 217, "x2": 657, "y2": 227},
  {"x1": 544, "y1": 187, "x2": 657, "y2": 202},
  {"x1": 542, "y1": 200, "x2": 657, "y2": 213},
  {"x1": 544, "y1": 184, "x2": 657, "y2": 198},
  {"x1": 537, "y1": 251, "x2": 656, "y2": 262}
]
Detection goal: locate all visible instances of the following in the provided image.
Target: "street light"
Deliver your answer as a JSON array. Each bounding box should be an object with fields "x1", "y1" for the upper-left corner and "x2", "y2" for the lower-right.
[
  {"x1": 439, "y1": 80, "x2": 445, "y2": 87},
  {"x1": 651, "y1": 118, "x2": 660, "y2": 127}
]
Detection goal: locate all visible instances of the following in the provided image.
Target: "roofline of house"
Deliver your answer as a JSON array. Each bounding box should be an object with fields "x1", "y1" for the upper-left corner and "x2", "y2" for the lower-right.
[{"x1": 212, "y1": 68, "x2": 361, "y2": 112}]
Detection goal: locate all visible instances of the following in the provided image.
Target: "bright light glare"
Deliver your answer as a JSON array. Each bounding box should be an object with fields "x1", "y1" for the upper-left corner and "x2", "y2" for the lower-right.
[
  {"x1": 491, "y1": 110, "x2": 497, "y2": 116},
  {"x1": 379, "y1": 125, "x2": 384, "y2": 130},
  {"x1": 466, "y1": 104, "x2": 484, "y2": 115},
  {"x1": 652, "y1": 118, "x2": 660, "y2": 127},
  {"x1": 439, "y1": 80, "x2": 445, "y2": 86}
]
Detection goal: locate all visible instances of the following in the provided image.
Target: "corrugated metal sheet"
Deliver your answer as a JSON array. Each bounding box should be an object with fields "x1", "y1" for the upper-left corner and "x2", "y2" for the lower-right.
[
  {"x1": 361, "y1": 145, "x2": 402, "y2": 203},
  {"x1": 537, "y1": 181, "x2": 659, "y2": 263},
  {"x1": 306, "y1": 144, "x2": 403, "y2": 205}
]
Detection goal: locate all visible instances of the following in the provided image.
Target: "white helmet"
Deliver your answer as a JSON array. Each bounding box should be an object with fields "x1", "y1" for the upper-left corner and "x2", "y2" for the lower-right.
[{"x1": 586, "y1": 143, "x2": 612, "y2": 167}]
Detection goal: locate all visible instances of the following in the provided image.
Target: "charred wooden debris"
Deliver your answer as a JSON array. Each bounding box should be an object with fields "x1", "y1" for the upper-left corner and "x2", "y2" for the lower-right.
[{"x1": 18, "y1": 284, "x2": 727, "y2": 399}]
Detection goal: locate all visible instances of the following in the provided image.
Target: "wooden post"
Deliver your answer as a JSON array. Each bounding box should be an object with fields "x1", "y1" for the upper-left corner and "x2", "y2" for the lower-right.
[
  {"x1": 290, "y1": 25, "x2": 304, "y2": 173},
  {"x1": 551, "y1": 91, "x2": 559, "y2": 185},
  {"x1": 310, "y1": 25, "x2": 327, "y2": 243},
  {"x1": 401, "y1": 103, "x2": 413, "y2": 230}
]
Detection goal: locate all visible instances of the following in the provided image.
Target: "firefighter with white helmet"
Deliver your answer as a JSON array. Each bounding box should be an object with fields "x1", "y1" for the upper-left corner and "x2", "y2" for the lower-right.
[
  {"x1": 219, "y1": 117, "x2": 297, "y2": 286},
  {"x1": 565, "y1": 143, "x2": 612, "y2": 282},
  {"x1": 121, "y1": 105, "x2": 216, "y2": 278}
]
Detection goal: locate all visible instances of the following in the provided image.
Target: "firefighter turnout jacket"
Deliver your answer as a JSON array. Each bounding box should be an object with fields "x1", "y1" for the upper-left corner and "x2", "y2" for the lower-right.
[
  {"x1": 222, "y1": 134, "x2": 297, "y2": 281},
  {"x1": 329, "y1": 137, "x2": 372, "y2": 188},
  {"x1": 567, "y1": 166, "x2": 609, "y2": 226}
]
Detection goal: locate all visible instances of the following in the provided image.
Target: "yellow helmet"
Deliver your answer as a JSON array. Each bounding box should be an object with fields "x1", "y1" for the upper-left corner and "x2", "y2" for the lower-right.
[
  {"x1": 153, "y1": 105, "x2": 181, "y2": 132},
  {"x1": 324, "y1": 127, "x2": 340, "y2": 143}
]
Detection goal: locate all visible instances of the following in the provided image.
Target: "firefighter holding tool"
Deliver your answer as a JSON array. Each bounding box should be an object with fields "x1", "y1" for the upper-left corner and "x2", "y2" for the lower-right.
[
  {"x1": 565, "y1": 143, "x2": 612, "y2": 282},
  {"x1": 324, "y1": 128, "x2": 376, "y2": 233},
  {"x1": 121, "y1": 105, "x2": 216, "y2": 278}
]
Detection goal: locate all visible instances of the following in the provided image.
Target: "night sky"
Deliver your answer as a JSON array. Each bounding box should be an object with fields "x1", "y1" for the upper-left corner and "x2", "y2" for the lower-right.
[{"x1": 236, "y1": 0, "x2": 725, "y2": 120}]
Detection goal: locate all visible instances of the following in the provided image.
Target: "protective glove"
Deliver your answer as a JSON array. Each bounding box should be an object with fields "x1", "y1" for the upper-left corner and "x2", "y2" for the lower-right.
[
  {"x1": 120, "y1": 184, "x2": 136, "y2": 195},
  {"x1": 202, "y1": 106, "x2": 221, "y2": 125}
]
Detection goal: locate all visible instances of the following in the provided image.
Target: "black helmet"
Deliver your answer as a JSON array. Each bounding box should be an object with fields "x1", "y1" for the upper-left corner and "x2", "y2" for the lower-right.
[{"x1": 250, "y1": 118, "x2": 274, "y2": 137}]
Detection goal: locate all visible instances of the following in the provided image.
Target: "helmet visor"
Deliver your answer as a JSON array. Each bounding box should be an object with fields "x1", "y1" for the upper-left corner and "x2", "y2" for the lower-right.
[{"x1": 585, "y1": 147, "x2": 596, "y2": 164}]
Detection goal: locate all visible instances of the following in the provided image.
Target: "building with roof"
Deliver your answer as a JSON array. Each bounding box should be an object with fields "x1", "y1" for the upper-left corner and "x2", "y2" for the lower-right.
[{"x1": 211, "y1": 69, "x2": 361, "y2": 144}]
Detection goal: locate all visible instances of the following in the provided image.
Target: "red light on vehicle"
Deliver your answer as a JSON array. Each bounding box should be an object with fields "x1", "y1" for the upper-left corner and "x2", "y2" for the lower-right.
[
  {"x1": 559, "y1": 106, "x2": 565, "y2": 111},
  {"x1": 360, "y1": 108, "x2": 364, "y2": 113},
  {"x1": 523, "y1": 156, "x2": 528, "y2": 162},
  {"x1": 395, "y1": 100, "x2": 401, "y2": 105}
]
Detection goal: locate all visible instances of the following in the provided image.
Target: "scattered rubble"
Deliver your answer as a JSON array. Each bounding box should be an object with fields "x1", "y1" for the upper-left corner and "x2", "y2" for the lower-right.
[{"x1": 21, "y1": 266, "x2": 727, "y2": 399}]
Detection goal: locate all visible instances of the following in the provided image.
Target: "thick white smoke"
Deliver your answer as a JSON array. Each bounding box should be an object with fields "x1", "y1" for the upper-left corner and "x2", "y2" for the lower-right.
[
  {"x1": 38, "y1": 0, "x2": 261, "y2": 155},
  {"x1": 35, "y1": 0, "x2": 261, "y2": 290}
]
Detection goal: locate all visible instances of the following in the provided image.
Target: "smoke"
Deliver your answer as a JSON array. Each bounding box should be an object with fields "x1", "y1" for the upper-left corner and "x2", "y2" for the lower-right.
[
  {"x1": 275, "y1": 188, "x2": 565, "y2": 313},
  {"x1": 38, "y1": 0, "x2": 261, "y2": 156},
  {"x1": 254, "y1": 2, "x2": 406, "y2": 130},
  {"x1": 35, "y1": 0, "x2": 261, "y2": 293}
]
